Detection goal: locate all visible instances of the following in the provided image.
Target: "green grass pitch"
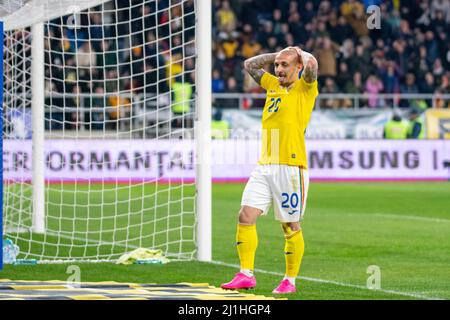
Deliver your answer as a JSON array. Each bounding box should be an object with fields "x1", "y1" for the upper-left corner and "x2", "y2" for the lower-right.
[{"x1": 1, "y1": 182, "x2": 450, "y2": 300}]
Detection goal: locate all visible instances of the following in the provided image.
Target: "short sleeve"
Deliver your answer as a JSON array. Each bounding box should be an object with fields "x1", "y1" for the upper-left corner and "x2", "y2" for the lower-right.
[
  {"x1": 260, "y1": 72, "x2": 279, "y2": 91},
  {"x1": 296, "y1": 76, "x2": 319, "y2": 98}
]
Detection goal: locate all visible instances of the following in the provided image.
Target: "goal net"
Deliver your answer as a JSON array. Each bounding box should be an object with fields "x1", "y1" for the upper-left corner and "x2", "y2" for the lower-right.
[{"x1": 1, "y1": 0, "x2": 210, "y2": 263}]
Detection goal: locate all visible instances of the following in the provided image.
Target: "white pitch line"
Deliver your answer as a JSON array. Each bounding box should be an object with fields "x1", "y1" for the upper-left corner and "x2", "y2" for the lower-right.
[
  {"x1": 368, "y1": 213, "x2": 450, "y2": 224},
  {"x1": 210, "y1": 260, "x2": 445, "y2": 300},
  {"x1": 315, "y1": 212, "x2": 450, "y2": 223}
]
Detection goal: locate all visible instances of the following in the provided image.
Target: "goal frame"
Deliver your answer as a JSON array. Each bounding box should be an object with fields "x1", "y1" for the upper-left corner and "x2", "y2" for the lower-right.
[
  {"x1": 1, "y1": 0, "x2": 212, "y2": 264},
  {"x1": 0, "y1": 20, "x2": 3, "y2": 269},
  {"x1": 195, "y1": 0, "x2": 212, "y2": 262}
]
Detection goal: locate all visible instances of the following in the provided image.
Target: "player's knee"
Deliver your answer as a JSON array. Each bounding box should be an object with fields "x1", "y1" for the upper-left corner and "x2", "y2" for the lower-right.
[
  {"x1": 289, "y1": 222, "x2": 301, "y2": 231},
  {"x1": 238, "y1": 206, "x2": 261, "y2": 225},
  {"x1": 281, "y1": 222, "x2": 301, "y2": 236}
]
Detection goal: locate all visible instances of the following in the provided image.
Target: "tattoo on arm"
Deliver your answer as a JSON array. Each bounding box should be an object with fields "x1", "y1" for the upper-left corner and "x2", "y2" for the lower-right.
[
  {"x1": 244, "y1": 53, "x2": 277, "y2": 84},
  {"x1": 302, "y1": 56, "x2": 318, "y2": 83}
]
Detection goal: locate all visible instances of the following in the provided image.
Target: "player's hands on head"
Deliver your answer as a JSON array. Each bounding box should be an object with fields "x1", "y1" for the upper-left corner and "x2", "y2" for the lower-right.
[
  {"x1": 292, "y1": 46, "x2": 302, "y2": 56},
  {"x1": 291, "y1": 46, "x2": 303, "y2": 65},
  {"x1": 279, "y1": 46, "x2": 304, "y2": 66}
]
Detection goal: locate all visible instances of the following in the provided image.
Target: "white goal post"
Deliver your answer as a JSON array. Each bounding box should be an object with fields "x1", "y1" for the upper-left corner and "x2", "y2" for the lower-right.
[{"x1": 1, "y1": 0, "x2": 211, "y2": 263}]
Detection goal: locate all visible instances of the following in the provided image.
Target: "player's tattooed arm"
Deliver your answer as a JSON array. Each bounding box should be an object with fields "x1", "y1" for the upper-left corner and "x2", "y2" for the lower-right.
[
  {"x1": 300, "y1": 51, "x2": 318, "y2": 83},
  {"x1": 244, "y1": 53, "x2": 277, "y2": 85}
]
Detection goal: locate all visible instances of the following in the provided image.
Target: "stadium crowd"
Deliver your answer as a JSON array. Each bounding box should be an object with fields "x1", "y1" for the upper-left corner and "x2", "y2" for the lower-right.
[
  {"x1": 39, "y1": 0, "x2": 196, "y2": 130},
  {"x1": 4, "y1": 0, "x2": 450, "y2": 134},
  {"x1": 39, "y1": 0, "x2": 450, "y2": 115},
  {"x1": 212, "y1": 0, "x2": 450, "y2": 109}
]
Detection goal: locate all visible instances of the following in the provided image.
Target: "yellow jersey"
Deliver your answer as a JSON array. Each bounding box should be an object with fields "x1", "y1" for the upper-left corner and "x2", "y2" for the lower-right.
[{"x1": 258, "y1": 72, "x2": 318, "y2": 168}]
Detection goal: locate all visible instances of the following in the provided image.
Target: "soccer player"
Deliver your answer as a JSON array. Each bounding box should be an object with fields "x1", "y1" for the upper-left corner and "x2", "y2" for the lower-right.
[{"x1": 221, "y1": 46, "x2": 319, "y2": 294}]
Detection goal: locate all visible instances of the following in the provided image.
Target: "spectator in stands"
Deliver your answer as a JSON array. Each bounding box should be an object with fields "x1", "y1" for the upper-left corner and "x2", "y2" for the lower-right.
[
  {"x1": 437, "y1": 74, "x2": 450, "y2": 94},
  {"x1": 218, "y1": 77, "x2": 240, "y2": 109},
  {"x1": 41, "y1": 0, "x2": 450, "y2": 119},
  {"x1": 365, "y1": 75, "x2": 384, "y2": 108},
  {"x1": 212, "y1": 69, "x2": 226, "y2": 93},
  {"x1": 89, "y1": 13, "x2": 104, "y2": 52},
  {"x1": 232, "y1": 60, "x2": 246, "y2": 90},
  {"x1": 420, "y1": 72, "x2": 436, "y2": 107},
  {"x1": 336, "y1": 62, "x2": 352, "y2": 91},
  {"x1": 380, "y1": 61, "x2": 401, "y2": 95},
  {"x1": 91, "y1": 87, "x2": 106, "y2": 130},
  {"x1": 425, "y1": 30, "x2": 439, "y2": 62},
  {"x1": 387, "y1": 9, "x2": 401, "y2": 31},
  {"x1": 242, "y1": 37, "x2": 262, "y2": 60},
  {"x1": 288, "y1": 11, "x2": 306, "y2": 43},
  {"x1": 340, "y1": 39, "x2": 355, "y2": 62},
  {"x1": 335, "y1": 15, "x2": 355, "y2": 42},
  {"x1": 390, "y1": 39, "x2": 408, "y2": 74},
  {"x1": 227, "y1": 77, "x2": 239, "y2": 93},
  {"x1": 267, "y1": 36, "x2": 279, "y2": 53},
  {"x1": 432, "y1": 58, "x2": 445, "y2": 78},
  {"x1": 105, "y1": 69, "x2": 119, "y2": 94},
  {"x1": 76, "y1": 42, "x2": 96, "y2": 68},
  {"x1": 213, "y1": 0, "x2": 450, "y2": 109},
  {"x1": 100, "y1": 41, "x2": 117, "y2": 71},
  {"x1": 221, "y1": 36, "x2": 239, "y2": 60},
  {"x1": 431, "y1": 0, "x2": 450, "y2": 21},
  {"x1": 434, "y1": 89, "x2": 450, "y2": 108},
  {"x1": 345, "y1": 71, "x2": 364, "y2": 94},
  {"x1": 314, "y1": 36, "x2": 340, "y2": 80},
  {"x1": 415, "y1": 45, "x2": 433, "y2": 76},
  {"x1": 241, "y1": 25, "x2": 262, "y2": 59},
  {"x1": 143, "y1": 63, "x2": 157, "y2": 96},
  {"x1": 284, "y1": 32, "x2": 295, "y2": 48},
  {"x1": 347, "y1": 44, "x2": 369, "y2": 80},
  {"x1": 400, "y1": 73, "x2": 419, "y2": 108},
  {"x1": 68, "y1": 85, "x2": 82, "y2": 130},
  {"x1": 64, "y1": 58, "x2": 77, "y2": 93},
  {"x1": 108, "y1": 92, "x2": 131, "y2": 127},
  {"x1": 433, "y1": 10, "x2": 449, "y2": 34},
  {"x1": 258, "y1": 21, "x2": 274, "y2": 48},
  {"x1": 420, "y1": 72, "x2": 436, "y2": 93},
  {"x1": 437, "y1": 32, "x2": 449, "y2": 68},
  {"x1": 340, "y1": 0, "x2": 368, "y2": 37},
  {"x1": 216, "y1": 1, "x2": 237, "y2": 32},
  {"x1": 321, "y1": 78, "x2": 340, "y2": 109},
  {"x1": 287, "y1": 1, "x2": 299, "y2": 17},
  {"x1": 302, "y1": 1, "x2": 316, "y2": 24},
  {"x1": 272, "y1": 9, "x2": 284, "y2": 36},
  {"x1": 316, "y1": 21, "x2": 329, "y2": 38}
]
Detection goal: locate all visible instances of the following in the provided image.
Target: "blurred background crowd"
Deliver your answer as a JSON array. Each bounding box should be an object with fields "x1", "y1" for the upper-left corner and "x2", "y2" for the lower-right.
[
  {"x1": 3, "y1": 0, "x2": 450, "y2": 135},
  {"x1": 212, "y1": 0, "x2": 450, "y2": 109},
  {"x1": 35, "y1": 0, "x2": 450, "y2": 113}
]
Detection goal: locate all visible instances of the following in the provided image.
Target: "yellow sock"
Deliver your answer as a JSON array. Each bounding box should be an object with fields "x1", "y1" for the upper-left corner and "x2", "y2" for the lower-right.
[
  {"x1": 282, "y1": 224, "x2": 305, "y2": 278},
  {"x1": 236, "y1": 224, "x2": 258, "y2": 271}
]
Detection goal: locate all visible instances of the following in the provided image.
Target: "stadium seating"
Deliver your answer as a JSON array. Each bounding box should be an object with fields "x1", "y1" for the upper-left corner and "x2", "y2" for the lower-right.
[{"x1": 212, "y1": 0, "x2": 450, "y2": 109}]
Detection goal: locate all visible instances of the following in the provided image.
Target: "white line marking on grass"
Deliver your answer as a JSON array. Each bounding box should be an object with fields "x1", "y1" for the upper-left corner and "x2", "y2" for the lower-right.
[
  {"x1": 316, "y1": 212, "x2": 450, "y2": 223},
  {"x1": 210, "y1": 260, "x2": 445, "y2": 300},
  {"x1": 368, "y1": 213, "x2": 450, "y2": 223}
]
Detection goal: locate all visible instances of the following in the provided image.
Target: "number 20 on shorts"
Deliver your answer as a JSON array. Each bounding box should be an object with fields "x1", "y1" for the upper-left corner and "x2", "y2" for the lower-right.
[{"x1": 281, "y1": 192, "x2": 300, "y2": 215}]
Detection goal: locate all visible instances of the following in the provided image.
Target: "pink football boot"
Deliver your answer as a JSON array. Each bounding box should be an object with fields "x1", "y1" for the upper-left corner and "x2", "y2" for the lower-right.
[
  {"x1": 272, "y1": 279, "x2": 297, "y2": 294},
  {"x1": 221, "y1": 273, "x2": 256, "y2": 290}
]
